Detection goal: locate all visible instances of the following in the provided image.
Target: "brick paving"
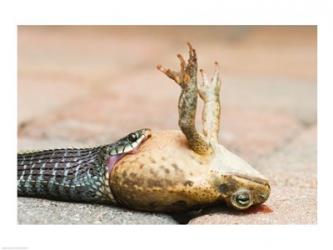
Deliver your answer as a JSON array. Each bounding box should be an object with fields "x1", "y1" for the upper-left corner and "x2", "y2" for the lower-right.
[{"x1": 17, "y1": 26, "x2": 316, "y2": 224}]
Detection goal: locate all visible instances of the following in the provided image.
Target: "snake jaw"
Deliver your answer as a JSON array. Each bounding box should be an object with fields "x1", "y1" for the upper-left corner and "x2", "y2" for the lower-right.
[{"x1": 107, "y1": 128, "x2": 152, "y2": 173}]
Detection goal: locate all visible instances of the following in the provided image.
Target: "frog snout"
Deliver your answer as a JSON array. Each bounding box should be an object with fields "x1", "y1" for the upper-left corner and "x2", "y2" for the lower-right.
[{"x1": 256, "y1": 183, "x2": 271, "y2": 204}]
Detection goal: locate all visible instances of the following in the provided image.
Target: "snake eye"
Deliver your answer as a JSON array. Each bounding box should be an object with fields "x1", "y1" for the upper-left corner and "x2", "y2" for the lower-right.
[
  {"x1": 128, "y1": 133, "x2": 138, "y2": 142},
  {"x1": 231, "y1": 189, "x2": 252, "y2": 209}
]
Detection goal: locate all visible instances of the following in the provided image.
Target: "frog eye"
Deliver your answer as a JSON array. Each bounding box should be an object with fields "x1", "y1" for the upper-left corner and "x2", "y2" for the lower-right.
[
  {"x1": 236, "y1": 193, "x2": 250, "y2": 206},
  {"x1": 231, "y1": 189, "x2": 252, "y2": 209},
  {"x1": 128, "y1": 133, "x2": 138, "y2": 142}
]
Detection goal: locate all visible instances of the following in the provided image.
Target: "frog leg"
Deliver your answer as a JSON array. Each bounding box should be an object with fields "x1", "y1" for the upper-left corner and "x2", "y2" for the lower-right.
[
  {"x1": 157, "y1": 43, "x2": 213, "y2": 155},
  {"x1": 197, "y1": 62, "x2": 221, "y2": 144}
]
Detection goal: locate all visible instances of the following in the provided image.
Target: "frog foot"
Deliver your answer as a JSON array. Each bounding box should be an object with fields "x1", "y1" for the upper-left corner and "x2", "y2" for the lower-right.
[
  {"x1": 157, "y1": 43, "x2": 213, "y2": 156},
  {"x1": 156, "y1": 42, "x2": 195, "y2": 87},
  {"x1": 198, "y1": 62, "x2": 222, "y2": 145}
]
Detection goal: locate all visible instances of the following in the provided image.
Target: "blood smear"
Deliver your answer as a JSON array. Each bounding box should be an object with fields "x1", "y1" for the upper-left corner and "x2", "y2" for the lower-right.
[{"x1": 246, "y1": 204, "x2": 273, "y2": 214}]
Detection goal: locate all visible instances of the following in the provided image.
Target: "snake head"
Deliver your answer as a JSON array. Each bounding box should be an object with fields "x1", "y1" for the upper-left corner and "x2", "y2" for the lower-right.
[
  {"x1": 108, "y1": 128, "x2": 152, "y2": 155},
  {"x1": 105, "y1": 128, "x2": 152, "y2": 173}
]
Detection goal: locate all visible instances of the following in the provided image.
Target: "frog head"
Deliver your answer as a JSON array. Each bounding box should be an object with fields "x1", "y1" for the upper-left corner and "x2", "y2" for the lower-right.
[{"x1": 210, "y1": 144, "x2": 270, "y2": 210}]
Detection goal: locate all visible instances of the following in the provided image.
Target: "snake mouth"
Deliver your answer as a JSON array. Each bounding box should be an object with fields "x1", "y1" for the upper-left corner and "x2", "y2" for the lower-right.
[
  {"x1": 129, "y1": 130, "x2": 151, "y2": 154},
  {"x1": 107, "y1": 154, "x2": 126, "y2": 173},
  {"x1": 107, "y1": 130, "x2": 152, "y2": 173}
]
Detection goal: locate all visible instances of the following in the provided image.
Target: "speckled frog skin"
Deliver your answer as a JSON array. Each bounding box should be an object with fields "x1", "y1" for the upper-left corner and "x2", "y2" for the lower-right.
[
  {"x1": 111, "y1": 130, "x2": 270, "y2": 212},
  {"x1": 18, "y1": 44, "x2": 270, "y2": 213}
]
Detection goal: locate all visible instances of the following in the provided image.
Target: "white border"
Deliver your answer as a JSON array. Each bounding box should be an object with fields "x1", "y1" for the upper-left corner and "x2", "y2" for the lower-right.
[{"x1": 1, "y1": 0, "x2": 331, "y2": 250}]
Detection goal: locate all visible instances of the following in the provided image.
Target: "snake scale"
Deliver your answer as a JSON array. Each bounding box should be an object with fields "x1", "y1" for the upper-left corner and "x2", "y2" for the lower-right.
[{"x1": 17, "y1": 129, "x2": 151, "y2": 205}]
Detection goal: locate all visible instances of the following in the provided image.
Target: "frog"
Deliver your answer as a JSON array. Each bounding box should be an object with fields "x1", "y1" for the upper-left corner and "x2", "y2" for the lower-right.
[{"x1": 109, "y1": 43, "x2": 270, "y2": 212}]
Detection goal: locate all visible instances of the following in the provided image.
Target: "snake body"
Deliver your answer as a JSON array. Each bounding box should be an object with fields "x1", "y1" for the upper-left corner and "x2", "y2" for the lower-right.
[{"x1": 17, "y1": 129, "x2": 151, "y2": 204}]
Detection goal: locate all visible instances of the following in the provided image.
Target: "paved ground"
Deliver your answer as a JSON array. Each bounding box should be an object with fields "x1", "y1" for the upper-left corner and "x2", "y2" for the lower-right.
[{"x1": 17, "y1": 26, "x2": 316, "y2": 224}]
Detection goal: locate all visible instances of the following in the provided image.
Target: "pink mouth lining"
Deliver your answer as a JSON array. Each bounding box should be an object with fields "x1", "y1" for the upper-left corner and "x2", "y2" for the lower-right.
[
  {"x1": 107, "y1": 154, "x2": 126, "y2": 173},
  {"x1": 107, "y1": 149, "x2": 139, "y2": 173}
]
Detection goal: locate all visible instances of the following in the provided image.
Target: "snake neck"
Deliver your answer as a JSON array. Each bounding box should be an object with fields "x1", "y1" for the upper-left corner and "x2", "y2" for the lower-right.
[{"x1": 17, "y1": 146, "x2": 116, "y2": 204}]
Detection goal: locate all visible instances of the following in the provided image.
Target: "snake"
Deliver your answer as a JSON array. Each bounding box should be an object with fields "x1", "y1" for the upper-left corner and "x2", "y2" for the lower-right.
[{"x1": 17, "y1": 128, "x2": 151, "y2": 205}]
